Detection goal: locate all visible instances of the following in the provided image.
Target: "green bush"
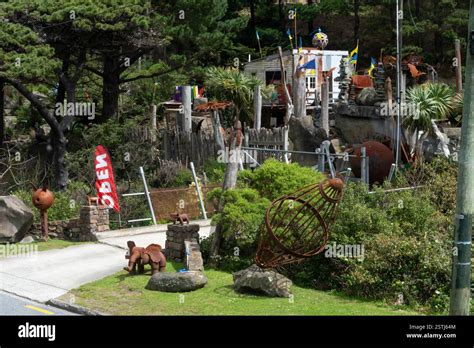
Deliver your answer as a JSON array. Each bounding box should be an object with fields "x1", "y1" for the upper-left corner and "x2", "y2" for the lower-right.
[
  {"x1": 206, "y1": 159, "x2": 325, "y2": 271},
  {"x1": 203, "y1": 159, "x2": 226, "y2": 184},
  {"x1": 238, "y1": 158, "x2": 325, "y2": 200},
  {"x1": 289, "y1": 182, "x2": 452, "y2": 312}
]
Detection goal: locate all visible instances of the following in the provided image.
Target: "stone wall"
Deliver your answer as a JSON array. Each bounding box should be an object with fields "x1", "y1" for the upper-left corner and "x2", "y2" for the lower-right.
[
  {"x1": 165, "y1": 224, "x2": 200, "y2": 261},
  {"x1": 28, "y1": 205, "x2": 109, "y2": 241}
]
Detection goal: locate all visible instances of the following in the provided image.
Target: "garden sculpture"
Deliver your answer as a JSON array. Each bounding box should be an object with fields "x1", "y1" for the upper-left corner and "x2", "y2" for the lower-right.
[
  {"x1": 169, "y1": 212, "x2": 189, "y2": 225},
  {"x1": 255, "y1": 177, "x2": 344, "y2": 268},
  {"x1": 31, "y1": 185, "x2": 55, "y2": 241},
  {"x1": 124, "y1": 241, "x2": 167, "y2": 275}
]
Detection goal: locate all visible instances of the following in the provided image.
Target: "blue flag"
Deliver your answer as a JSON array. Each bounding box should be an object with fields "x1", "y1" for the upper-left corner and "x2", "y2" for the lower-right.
[{"x1": 298, "y1": 59, "x2": 316, "y2": 70}]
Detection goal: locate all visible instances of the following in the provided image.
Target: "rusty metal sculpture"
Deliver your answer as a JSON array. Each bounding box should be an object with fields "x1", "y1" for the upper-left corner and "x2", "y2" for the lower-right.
[
  {"x1": 255, "y1": 178, "x2": 344, "y2": 268},
  {"x1": 124, "y1": 241, "x2": 167, "y2": 275},
  {"x1": 349, "y1": 141, "x2": 394, "y2": 184},
  {"x1": 169, "y1": 212, "x2": 189, "y2": 225},
  {"x1": 32, "y1": 186, "x2": 55, "y2": 241}
]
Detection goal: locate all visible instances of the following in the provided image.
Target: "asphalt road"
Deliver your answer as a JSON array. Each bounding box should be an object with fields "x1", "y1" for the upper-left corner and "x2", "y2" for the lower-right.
[{"x1": 0, "y1": 291, "x2": 76, "y2": 316}]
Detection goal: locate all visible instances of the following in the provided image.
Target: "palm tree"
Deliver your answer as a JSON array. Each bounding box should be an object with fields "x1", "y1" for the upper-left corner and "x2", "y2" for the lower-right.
[
  {"x1": 205, "y1": 67, "x2": 265, "y2": 263},
  {"x1": 405, "y1": 83, "x2": 456, "y2": 157}
]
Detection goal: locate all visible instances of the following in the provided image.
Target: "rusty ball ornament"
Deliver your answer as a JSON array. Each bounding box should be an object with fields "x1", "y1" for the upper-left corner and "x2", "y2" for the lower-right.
[
  {"x1": 255, "y1": 178, "x2": 344, "y2": 268},
  {"x1": 350, "y1": 141, "x2": 394, "y2": 185},
  {"x1": 32, "y1": 188, "x2": 55, "y2": 211}
]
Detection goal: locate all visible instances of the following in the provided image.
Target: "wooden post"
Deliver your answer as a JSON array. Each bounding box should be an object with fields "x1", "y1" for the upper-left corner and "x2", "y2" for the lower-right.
[
  {"x1": 293, "y1": 63, "x2": 306, "y2": 118},
  {"x1": 455, "y1": 39, "x2": 463, "y2": 93},
  {"x1": 212, "y1": 110, "x2": 225, "y2": 154},
  {"x1": 182, "y1": 85, "x2": 192, "y2": 132},
  {"x1": 321, "y1": 81, "x2": 329, "y2": 136},
  {"x1": 253, "y1": 85, "x2": 262, "y2": 130},
  {"x1": 277, "y1": 46, "x2": 294, "y2": 123}
]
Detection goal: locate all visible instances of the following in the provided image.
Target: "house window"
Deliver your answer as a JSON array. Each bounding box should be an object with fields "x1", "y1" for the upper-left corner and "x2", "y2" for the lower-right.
[{"x1": 306, "y1": 76, "x2": 316, "y2": 89}]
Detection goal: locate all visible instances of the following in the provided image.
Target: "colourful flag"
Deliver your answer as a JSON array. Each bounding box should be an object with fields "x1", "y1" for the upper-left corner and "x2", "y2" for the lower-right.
[
  {"x1": 286, "y1": 28, "x2": 292, "y2": 40},
  {"x1": 349, "y1": 43, "x2": 359, "y2": 65},
  {"x1": 368, "y1": 57, "x2": 377, "y2": 77},
  {"x1": 298, "y1": 59, "x2": 316, "y2": 70},
  {"x1": 94, "y1": 145, "x2": 120, "y2": 212}
]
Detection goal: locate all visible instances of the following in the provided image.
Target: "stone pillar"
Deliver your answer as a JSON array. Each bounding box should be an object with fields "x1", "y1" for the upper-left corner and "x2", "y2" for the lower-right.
[
  {"x1": 78, "y1": 205, "x2": 109, "y2": 241},
  {"x1": 165, "y1": 224, "x2": 200, "y2": 261}
]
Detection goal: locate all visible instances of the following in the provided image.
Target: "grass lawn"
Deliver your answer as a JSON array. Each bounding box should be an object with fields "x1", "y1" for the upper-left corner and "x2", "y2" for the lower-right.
[
  {"x1": 64, "y1": 262, "x2": 420, "y2": 316},
  {"x1": 32, "y1": 239, "x2": 95, "y2": 252}
]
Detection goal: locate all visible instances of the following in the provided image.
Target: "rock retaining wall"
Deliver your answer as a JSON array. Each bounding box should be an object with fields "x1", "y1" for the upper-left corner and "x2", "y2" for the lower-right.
[{"x1": 28, "y1": 205, "x2": 109, "y2": 241}]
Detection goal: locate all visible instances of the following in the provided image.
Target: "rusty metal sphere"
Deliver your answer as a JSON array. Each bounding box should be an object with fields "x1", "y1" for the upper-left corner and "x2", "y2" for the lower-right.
[
  {"x1": 350, "y1": 141, "x2": 394, "y2": 184},
  {"x1": 255, "y1": 178, "x2": 344, "y2": 268},
  {"x1": 32, "y1": 188, "x2": 55, "y2": 211}
]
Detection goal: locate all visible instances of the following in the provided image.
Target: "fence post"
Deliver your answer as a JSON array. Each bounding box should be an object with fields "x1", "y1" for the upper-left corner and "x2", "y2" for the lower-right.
[
  {"x1": 190, "y1": 162, "x2": 208, "y2": 220},
  {"x1": 283, "y1": 126, "x2": 289, "y2": 164},
  {"x1": 139, "y1": 166, "x2": 157, "y2": 225},
  {"x1": 361, "y1": 147, "x2": 369, "y2": 186},
  {"x1": 317, "y1": 144, "x2": 325, "y2": 173}
]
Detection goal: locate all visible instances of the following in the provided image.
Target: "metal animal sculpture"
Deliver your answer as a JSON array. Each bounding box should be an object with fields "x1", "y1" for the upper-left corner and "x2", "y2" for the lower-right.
[
  {"x1": 124, "y1": 241, "x2": 167, "y2": 275},
  {"x1": 169, "y1": 212, "x2": 189, "y2": 225},
  {"x1": 255, "y1": 178, "x2": 344, "y2": 268}
]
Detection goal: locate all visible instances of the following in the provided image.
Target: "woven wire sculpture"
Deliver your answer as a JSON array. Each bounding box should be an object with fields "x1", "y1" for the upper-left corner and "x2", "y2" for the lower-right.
[{"x1": 255, "y1": 178, "x2": 344, "y2": 268}]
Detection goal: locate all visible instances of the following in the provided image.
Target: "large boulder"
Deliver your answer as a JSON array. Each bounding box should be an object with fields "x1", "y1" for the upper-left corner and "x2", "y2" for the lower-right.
[
  {"x1": 146, "y1": 271, "x2": 208, "y2": 292},
  {"x1": 233, "y1": 264, "x2": 292, "y2": 298},
  {"x1": 0, "y1": 196, "x2": 34, "y2": 243},
  {"x1": 288, "y1": 116, "x2": 328, "y2": 166}
]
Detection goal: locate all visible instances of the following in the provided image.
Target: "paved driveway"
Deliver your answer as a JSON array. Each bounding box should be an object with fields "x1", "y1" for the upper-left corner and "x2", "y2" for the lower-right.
[{"x1": 0, "y1": 221, "x2": 212, "y2": 303}]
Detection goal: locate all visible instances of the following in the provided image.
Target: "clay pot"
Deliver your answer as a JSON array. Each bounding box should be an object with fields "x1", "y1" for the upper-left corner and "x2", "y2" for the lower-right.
[{"x1": 32, "y1": 188, "x2": 55, "y2": 211}]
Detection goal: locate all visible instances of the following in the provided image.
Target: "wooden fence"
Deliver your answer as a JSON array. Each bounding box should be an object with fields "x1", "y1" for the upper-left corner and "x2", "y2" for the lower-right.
[
  {"x1": 159, "y1": 130, "x2": 219, "y2": 168},
  {"x1": 157, "y1": 127, "x2": 289, "y2": 168}
]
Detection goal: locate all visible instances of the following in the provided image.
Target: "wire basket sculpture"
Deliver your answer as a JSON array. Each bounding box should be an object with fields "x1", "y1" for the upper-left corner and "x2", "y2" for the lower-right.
[{"x1": 255, "y1": 178, "x2": 345, "y2": 269}]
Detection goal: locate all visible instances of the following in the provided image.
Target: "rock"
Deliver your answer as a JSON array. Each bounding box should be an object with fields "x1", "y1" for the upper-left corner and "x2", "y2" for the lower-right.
[
  {"x1": 233, "y1": 264, "x2": 292, "y2": 298},
  {"x1": 19, "y1": 236, "x2": 35, "y2": 244},
  {"x1": 184, "y1": 239, "x2": 204, "y2": 272},
  {"x1": 356, "y1": 87, "x2": 377, "y2": 106},
  {"x1": 146, "y1": 271, "x2": 208, "y2": 292},
  {"x1": 0, "y1": 196, "x2": 34, "y2": 243},
  {"x1": 288, "y1": 116, "x2": 328, "y2": 166}
]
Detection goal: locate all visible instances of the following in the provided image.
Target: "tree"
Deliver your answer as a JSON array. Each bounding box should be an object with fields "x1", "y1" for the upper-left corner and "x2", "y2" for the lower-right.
[
  {"x1": 0, "y1": 19, "x2": 70, "y2": 188},
  {"x1": 204, "y1": 67, "x2": 264, "y2": 263},
  {"x1": 405, "y1": 83, "x2": 456, "y2": 156}
]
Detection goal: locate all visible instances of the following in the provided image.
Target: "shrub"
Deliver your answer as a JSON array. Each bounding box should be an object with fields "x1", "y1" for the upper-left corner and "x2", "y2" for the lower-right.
[
  {"x1": 151, "y1": 161, "x2": 193, "y2": 188},
  {"x1": 203, "y1": 159, "x2": 226, "y2": 184},
  {"x1": 289, "y1": 182, "x2": 452, "y2": 312},
  {"x1": 206, "y1": 159, "x2": 325, "y2": 271},
  {"x1": 238, "y1": 158, "x2": 326, "y2": 200}
]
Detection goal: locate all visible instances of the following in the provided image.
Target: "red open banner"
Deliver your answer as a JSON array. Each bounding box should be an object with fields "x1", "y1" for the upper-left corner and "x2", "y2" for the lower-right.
[{"x1": 94, "y1": 145, "x2": 120, "y2": 212}]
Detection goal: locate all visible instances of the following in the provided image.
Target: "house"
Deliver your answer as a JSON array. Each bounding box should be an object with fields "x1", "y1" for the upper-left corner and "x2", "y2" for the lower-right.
[{"x1": 244, "y1": 48, "x2": 349, "y2": 107}]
